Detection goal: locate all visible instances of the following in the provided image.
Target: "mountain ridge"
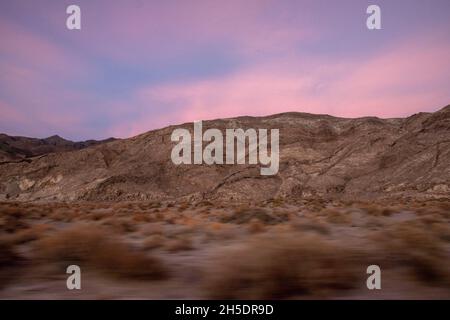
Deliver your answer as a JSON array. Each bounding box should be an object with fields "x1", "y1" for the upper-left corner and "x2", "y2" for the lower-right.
[
  {"x1": 0, "y1": 133, "x2": 117, "y2": 163},
  {"x1": 0, "y1": 105, "x2": 449, "y2": 202}
]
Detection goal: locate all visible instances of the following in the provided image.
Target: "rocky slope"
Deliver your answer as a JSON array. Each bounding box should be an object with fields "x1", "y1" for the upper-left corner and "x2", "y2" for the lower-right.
[
  {"x1": 0, "y1": 134, "x2": 116, "y2": 163},
  {"x1": 0, "y1": 105, "x2": 449, "y2": 202}
]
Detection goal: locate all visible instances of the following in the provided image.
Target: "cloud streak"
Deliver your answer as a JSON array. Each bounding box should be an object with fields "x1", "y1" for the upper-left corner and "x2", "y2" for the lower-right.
[
  {"x1": 109, "y1": 33, "x2": 450, "y2": 137},
  {"x1": 0, "y1": 0, "x2": 449, "y2": 139}
]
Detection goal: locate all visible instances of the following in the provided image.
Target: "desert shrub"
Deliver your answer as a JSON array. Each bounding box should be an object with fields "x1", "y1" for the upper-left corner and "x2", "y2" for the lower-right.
[
  {"x1": 204, "y1": 233, "x2": 362, "y2": 299},
  {"x1": 177, "y1": 216, "x2": 201, "y2": 228},
  {"x1": 202, "y1": 222, "x2": 237, "y2": 242},
  {"x1": 143, "y1": 234, "x2": 165, "y2": 250},
  {"x1": 247, "y1": 218, "x2": 266, "y2": 234},
  {"x1": 197, "y1": 200, "x2": 213, "y2": 207},
  {"x1": 0, "y1": 208, "x2": 28, "y2": 233},
  {"x1": 436, "y1": 201, "x2": 450, "y2": 212},
  {"x1": 291, "y1": 218, "x2": 331, "y2": 235},
  {"x1": 0, "y1": 239, "x2": 21, "y2": 289},
  {"x1": 106, "y1": 217, "x2": 137, "y2": 233},
  {"x1": 375, "y1": 222, "x2": 449, "y2": 284},
  {"x1": 323, "y1": 209, "x2": 351, "y2": 225},
  {"x1": 0, "y1": 240, "x2": 20, "y2": 269},
  {"x1": 163, "y1": 211, "x2": 181, "y2": 225},
  {"x1": 34, "y1": 224, "x2": 167, "y2": 280},
  {"x1": 150, "y1": 201, "x2": 162, "y2": 209},
  {"x1": 3, "y1": 224, "x2": 53, "y2": 245},
  {"x1": 305, "y1": 199, "x2": 327, "y2": 212},
  {"x1": 429, "y1": 222, "x2": 450, "y2": 242},
  {"x1": 380, "y1": 207, "x2": 394, "y2": 216},
  {"x1": 209, "y1": 222, "x2": 225, "y2": 231},
  {"x1": 87, "y1": 210, "x2": 111, "y2": 221},
  {"x1": 221, "y1": 207, "x2": 287, "y2": 225},
  {"x1": 48, "y1": 210, "x2": 68, "y2": 221},
  {"x1": 177, "y1": 203, "x2": 190, "y2": 212},
  {"x1": 132, "y1": 213, "x2": 152, "y2": 223},
  {"x1": 361, "y1": 205, "x2": 382, "y2": 216},
  {"x1": 269, "y1": 198, "x2": 284, "y2": 207},
  {"x1": 364, "y1": 217, "x2": 385, "y2": 230},
  {"x1": 140, "y1": 223, "x2": 164, "y2": 236},
  {"x1": 165, "y1": 224, "x2": 196, "y2": 238},
  {"x1": 419, "y1": 213, "x2": 444, "y2": 225},
  {"x1": 165, "y1": 236, "x2": 193, "y2": 252},
  {"x1": 153, "y1": 211, "x2": 164, "y2": 221},
  {"x1": 51, "y1": 210, "x2": 75, "y2": 222},
  {"x1": 359, "y1": 204, "x2": 395, "y2": 217}
]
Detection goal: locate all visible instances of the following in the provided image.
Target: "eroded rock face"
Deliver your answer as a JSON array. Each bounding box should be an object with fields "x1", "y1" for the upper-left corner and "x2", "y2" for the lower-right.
[{"x1": 1, "y1": 105, "x2": 449, "y2": 202}]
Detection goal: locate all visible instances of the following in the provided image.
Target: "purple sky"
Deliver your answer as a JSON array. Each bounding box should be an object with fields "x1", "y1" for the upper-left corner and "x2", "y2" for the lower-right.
[{"x1": 1, "y1": 0, "x2": 449, "y2": 140}]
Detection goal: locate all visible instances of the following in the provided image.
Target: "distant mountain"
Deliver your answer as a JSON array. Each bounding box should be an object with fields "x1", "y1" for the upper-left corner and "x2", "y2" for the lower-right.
[
  {"x1": 0, "y1": 105, "x2": 449, "y2": 202},
  {"x1": 0, "y1": 134, "x2": 117, "y2": 163}
]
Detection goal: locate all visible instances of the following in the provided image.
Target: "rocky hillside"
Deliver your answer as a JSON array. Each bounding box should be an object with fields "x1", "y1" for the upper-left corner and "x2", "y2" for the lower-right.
[
  {"x1": 0, "y1": 134, "x2": 116, "y2": 163},
  {"x1": 0, "y1": 105, "x2": 449, "y2": 202}
]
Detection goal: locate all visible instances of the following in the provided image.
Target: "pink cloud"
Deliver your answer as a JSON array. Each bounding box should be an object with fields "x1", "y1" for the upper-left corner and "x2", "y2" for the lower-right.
[
  {"x1": 0, "y1": 18, "x2": 89, "y2": 79},
  {"x1": 1, "y1": 2, "x2": 449, "y2": 140},
  {"x1": 111, "y1": 33, "x2": 450, "y2": 137},
  {"x1": 62, "y1": 0, "x2": 312, "y2": 64},
  {"x1": 0, "y1": 99, "x2": 27, "y2": 125},
  {"x1": 0, "y1": 19, "x2": 99, "y2": 138},
  {"x1": 0, "y1": 59, "x2": 89, "y2": 130},
  {"x1": 328, "y1": 38, "x2": 450, "y2": 117}
]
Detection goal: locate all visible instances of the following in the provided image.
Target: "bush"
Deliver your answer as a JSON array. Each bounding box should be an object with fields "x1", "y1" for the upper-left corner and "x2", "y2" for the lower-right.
[
  {"x1": 34, "y1": 224, "x2": 168, "y2": 280},
  {"x1": 221, "y1": 207, "x2": 287, "y2": 225},
  {"x1": 375, "y1": 222, "x2": 449, "y2": 284},
  {"x1": 0, "y1": 239, "x2": 21, "y2": 289},
  {"x1": 165, "y1": 236, "x2": 193, "y2": 252},
  {"x1": 204, "y1": 233, "x2": 362, "y2": 299}
]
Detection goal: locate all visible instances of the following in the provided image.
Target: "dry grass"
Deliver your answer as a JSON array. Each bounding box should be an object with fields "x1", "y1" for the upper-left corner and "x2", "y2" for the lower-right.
[
  {"x1": 0, "y1": 200, "x2": 448, "y2": 299},
  {"x1": 165, "y1": 236, "x2": 194, "y2": 252},
  {"x1": 202, "y1": 222, "x2": 237, "y2": 242},
  {"x1": 364, "y1": 217, "x2": 385, "y2": 230},
  {"x1": 221, "y1": 207, "x2": 287, "y2": 225},
  {"x1": 1, "y1": 223, "x2": 53, "y2": 245},
  {"x1": 177, "y1": 203, "x2": 190, "y2": 212},
  {"x1": 0, "y1": 239, "x2": 22, "y2": 289},
  {"x1": 374, "y1": 222, "x2": 449, "y2": 284},
  {"x1": 143, "y1": 234, "x2": 165, "y2": 250},
  {"x1": 34, "y1": 224, "x2": 168, "y2": 280},
  {"x1": 140, "y1": 222, "x2": 164, "y2": 236},
  {"x1": 360, "y1": 205, "x2": 395, "y2": 217},
  {"x1": 0, "y1": 240, "x2": 20, "y2": 269},
  {"x1": 430, "y1": 222, "x2": 450, "y2": 242},
  {"x1": 0, "y1": 207, "x2": 28, "y2": 233},
  {"x1": 291, "y1": 217, "x2": 331, "y2": 235},
  {"x1": 322, "y1": 209, "x2": 352, "y2": 225},
  {"x1": 103, "y1": 217, "x2": 138, "y2": 233},
  {"x1": 132, "y1": 213, "x2": 152, "y2": 223},
  {"x1": 247, "y1": 218, "x2": 266, "y2": 233},
  {"x1": 204, "y1": 232, "x2": 362, "y2": 299}
]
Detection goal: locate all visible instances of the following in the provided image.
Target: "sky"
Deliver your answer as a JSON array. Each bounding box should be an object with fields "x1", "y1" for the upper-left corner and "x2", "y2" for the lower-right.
[{"x1": 0, "y1": 0, "x2": 449, "y2": 140}]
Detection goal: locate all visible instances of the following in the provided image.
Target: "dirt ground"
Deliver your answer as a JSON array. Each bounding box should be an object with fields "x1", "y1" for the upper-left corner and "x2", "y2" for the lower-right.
[{"x1": 1, "y1": 198, "x2": 449, "y2": 299}]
